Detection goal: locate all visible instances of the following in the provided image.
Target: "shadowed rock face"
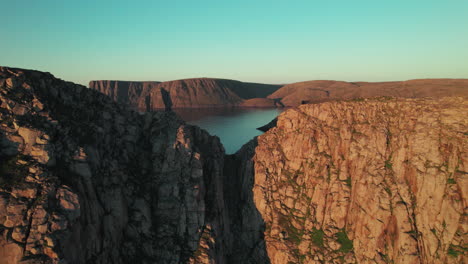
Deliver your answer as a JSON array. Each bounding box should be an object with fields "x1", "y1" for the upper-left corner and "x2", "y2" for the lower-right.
[
  {"x1": 253, "y1": 98, "x2": 467, "y2": 264},
  {"x1": 268, "y1": 79, "x2": 468, "y2": 106},
  {"x1": 90, "y1": 79, "x2": 282, "y2": 109},
  {"x1": 0, "y1": 67, "x2": 267, "y2": 264}
]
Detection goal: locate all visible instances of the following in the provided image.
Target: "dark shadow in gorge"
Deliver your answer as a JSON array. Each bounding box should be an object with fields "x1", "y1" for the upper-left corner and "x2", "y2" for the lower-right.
[{"x1": 223, "y1": 137, "x2": 270, "y2": 263}]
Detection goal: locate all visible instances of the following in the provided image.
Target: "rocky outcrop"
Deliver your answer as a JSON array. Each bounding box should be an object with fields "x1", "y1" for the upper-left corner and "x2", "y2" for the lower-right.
[
  {"x1": 253, "y1": 97, "x2": 467, "y2": 263},
  {"x1": 0, "y1": 67, "x2": 267, "y2": 263},
  {"x1": 90, "y1": 79, "x2": 282, "y2": 110},
  {"x1": 268, "y1": 79, "x2": 468, "y2": 106}
]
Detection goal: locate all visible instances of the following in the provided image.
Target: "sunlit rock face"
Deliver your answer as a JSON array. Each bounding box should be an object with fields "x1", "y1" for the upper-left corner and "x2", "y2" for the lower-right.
[
  {"x1": 89, "y1": 79, "x2": 282, "y2": 110},
  {"x1": 253, "y1": 98, "x2": 467, "y2": 264},
  {"x1": 0, "y1": 67, "x2": 269, "y2": 264},
  {"x1": 268, "y1": 79, "x2": 468, "y2": 107}
]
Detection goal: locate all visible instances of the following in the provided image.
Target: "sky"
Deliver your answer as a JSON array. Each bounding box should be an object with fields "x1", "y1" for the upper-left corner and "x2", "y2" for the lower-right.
[{"x1": 1, "y1": 0, "x2": 467, "y2": 86}]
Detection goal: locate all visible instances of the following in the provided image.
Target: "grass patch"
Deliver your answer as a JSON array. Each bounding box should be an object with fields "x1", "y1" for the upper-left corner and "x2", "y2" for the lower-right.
[
  {"x1": 447, "y1": 178, "x2": 456, "y2": 184},
  {"x1": 448, "y1": 244, "x2": 466, "y2": 258},
  {"x1": 311, "y1": 228, "x2": 325, "y2": 247},
  {"x1": 345, "y1": 177, "x2": 352, "y2": 187},
  {"x1": 384, "y1": 160, "x2": 393, "y2": 169},
  {"x1": 336, "y1": 230, "x2": 353, "y2": 253},
  {"x1": 278, "y1": 215, "x2": 304, "y2": 245}
]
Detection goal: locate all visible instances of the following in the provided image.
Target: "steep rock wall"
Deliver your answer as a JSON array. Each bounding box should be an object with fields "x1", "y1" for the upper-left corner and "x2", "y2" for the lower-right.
[
  {"x1": 253, "y1": 98, "x2": 467, "y2": 263},
  {"x1": 2, "y1": 67, "x2": 467, "y2": 264},
  {"x1": 0, "y1": 67, "x2": 267, "y2": 264},
  {"x1": 90, "y1": 79, "x2": 282, "y2": 110},
  {"x1": 89, "y1": 80, "x2": 160, "y2": 108}
]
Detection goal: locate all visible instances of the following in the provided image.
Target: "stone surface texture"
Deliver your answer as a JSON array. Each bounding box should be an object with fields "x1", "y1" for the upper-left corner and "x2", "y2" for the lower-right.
[
  {"x1": 0, "y1": 67, "x2": 266, "y2": 264},
  {"x1": 2, "y1": 66, "x2": 467, "y2": 264},
  {"x1": 253, "y1": 98, "x2": 467, "y2": 263}
]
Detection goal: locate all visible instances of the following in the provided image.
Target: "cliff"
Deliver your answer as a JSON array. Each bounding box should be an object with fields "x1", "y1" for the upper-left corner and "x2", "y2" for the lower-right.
[
  {"x1": 253, "y1": 97, "x2": 467, "y2": 263},
  {"x1": 88, "y1": 80, "x2": 160, "y2": 107},
  {"x1": 0, "y1": 67, "x2": 266, "y2": 264},
  {"x1": 2, "y1": 67, "x2": 467, "y2": 264},
  {"x1": 268, "y1": 79, "x2": 468, "y2": 106},
  {"x1": 89, "y1": 79, "x2": 282, "y2": 110}
]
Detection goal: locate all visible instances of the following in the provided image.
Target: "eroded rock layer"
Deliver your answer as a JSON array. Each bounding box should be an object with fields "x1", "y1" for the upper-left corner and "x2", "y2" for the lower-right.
[
  {"x1": 0, "y1": 67, "x2": 267, "y2": 264},
  {"x1": 90, "y1": 79, "x2": 282, "y2": 110},
  {"x1": 253, "y1": 98, "x2": 467, "y2": 263}
]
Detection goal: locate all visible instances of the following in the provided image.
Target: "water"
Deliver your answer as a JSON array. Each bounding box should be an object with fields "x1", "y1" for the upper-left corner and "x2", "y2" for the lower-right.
[{"x1": 174, "y1": 108, "x2": 284, "y2": 154}]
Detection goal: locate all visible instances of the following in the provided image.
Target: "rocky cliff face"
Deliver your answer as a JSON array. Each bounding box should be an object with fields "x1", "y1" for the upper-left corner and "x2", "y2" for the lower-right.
[
  {"x1": 2, "y1": 67, "x2": 467, "y2": 264},
  {"x1": 89, "y1": 80, "x2": 161, "y2": 107},
  {"x1": 268, "y1": 79, "x2": 468, "y2": 106},
  {"x1": 253, "y1": 97, "x2": 467, "y2": 263},
  {"x1": 89, "y1": 79, "x2": 282, "y2": 110},
  {"x1": 0, "y1": 67, "x2": 267, "y2": 264}
]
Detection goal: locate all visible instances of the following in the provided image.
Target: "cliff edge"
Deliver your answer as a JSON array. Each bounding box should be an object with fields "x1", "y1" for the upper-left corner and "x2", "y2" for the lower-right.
[{"x1": 90, "y1": 79, "x2": 282, "y2": 110}]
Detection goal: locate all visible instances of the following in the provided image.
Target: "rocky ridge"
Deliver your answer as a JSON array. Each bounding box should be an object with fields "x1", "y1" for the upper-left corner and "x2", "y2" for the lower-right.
[
  {"x1": 268, "y1": 79, "x2": 468, "y2": 106},
  {"x1": 89, "y1": 79, "x2": 282, "y2": 110},
  {"x1": 0, "y1": 67, "x2": 266, "y2": 264}
]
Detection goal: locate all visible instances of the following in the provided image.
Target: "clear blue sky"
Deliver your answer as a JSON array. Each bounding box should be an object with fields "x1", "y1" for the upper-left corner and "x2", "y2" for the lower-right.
[{"x1": 1, "y1": 0, "x2": 467, "y2": 86}]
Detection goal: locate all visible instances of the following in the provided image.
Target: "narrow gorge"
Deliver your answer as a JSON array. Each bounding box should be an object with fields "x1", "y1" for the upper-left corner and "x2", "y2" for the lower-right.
[{"x1": 1, "y1": 67, "x2": 466, "y2": 264}]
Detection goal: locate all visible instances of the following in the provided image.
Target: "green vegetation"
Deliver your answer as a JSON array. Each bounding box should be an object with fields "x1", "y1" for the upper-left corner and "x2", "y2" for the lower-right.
[
  {"x1": 448, "y1": 244, "x2": 467, "y2": 258},
  {"x1": 278, "y1": 215, "x2": 304, "y2": 245},
  {"x1": 345, "y1": 177, "x2": 352, "y2": 187},
  {"x1": 384, "y1": 186, "x2": 392, "y2": 196},
  {"x1": 336, "y1": 230, "x2": 353, "y2": 253},
  {"x1": 447, "y1": 178, "x2": 456, "y2": 184},
  {"x1": 287, "y1": 224, "x2": 304, "y2": 245},
  {"x1": 404, "y1": 229, "x2": 418, "y2": 239},
  {"x1": 384, "y1": 160, "x2": 393, "y2": 169},
  {"x1": 311, "y1": 228, "x2": 325, "y2": 247}
]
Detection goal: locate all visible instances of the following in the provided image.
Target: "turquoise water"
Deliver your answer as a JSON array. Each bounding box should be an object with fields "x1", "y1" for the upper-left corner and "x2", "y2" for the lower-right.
[{"x1": 174, "y1": 108, "x2": 283, "y2": 154}]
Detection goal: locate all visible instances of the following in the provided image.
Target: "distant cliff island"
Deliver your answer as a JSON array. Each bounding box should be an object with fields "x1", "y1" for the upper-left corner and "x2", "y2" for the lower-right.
[{"x1": 89, "y1": 78, "x2": 468, "y2": 110}]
